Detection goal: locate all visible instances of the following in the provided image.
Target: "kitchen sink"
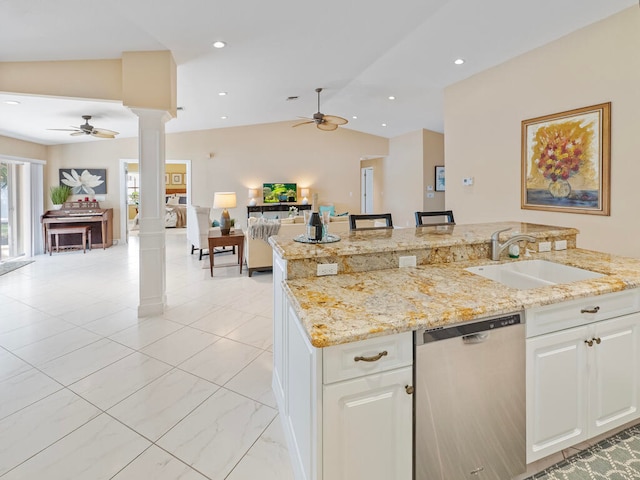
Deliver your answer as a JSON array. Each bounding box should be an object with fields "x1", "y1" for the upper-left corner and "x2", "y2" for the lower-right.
[{"x1": 465, "y1": 260, "x2": 604, "y2": 290}]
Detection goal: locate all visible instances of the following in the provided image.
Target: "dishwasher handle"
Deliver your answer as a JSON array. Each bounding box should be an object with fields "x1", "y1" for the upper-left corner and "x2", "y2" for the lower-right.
[{"x1": 462, "y1": 332, "x2": 489, "y2": 344}]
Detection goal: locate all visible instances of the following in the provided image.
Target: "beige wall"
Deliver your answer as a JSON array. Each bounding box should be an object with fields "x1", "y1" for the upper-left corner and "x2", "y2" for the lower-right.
[
  {"x1": 444, "y1": 7, "x2": 640, "y2": 257},
  {"x1": 46, "y1": 121, "x2": 388, "y2": 239},
  {"x1": 0, "y1": 135, "x2": 47, "y2": 160},
  {"x1": 422, "y1": 129, "x2": 445, "y2": 212}
]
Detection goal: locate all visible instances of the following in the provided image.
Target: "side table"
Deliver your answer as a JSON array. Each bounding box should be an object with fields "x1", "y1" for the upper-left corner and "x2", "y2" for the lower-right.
[{"x1": 208, "y1": 230, "x2": 244, "y2": 276}]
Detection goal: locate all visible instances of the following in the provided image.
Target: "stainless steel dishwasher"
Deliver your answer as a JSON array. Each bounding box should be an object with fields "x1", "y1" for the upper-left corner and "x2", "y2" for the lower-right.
[{"x1": 414, "y1": 312, "x2": 526, "y2": 479}]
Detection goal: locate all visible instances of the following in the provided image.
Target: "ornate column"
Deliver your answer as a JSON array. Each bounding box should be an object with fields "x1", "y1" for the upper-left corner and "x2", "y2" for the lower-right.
[{"x1": 131, "y1": 108, "x2": 171, "y2": 317}]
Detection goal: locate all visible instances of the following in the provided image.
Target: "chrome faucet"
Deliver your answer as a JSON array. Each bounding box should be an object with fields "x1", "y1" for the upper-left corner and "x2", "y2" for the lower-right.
[{"x1": 491, "y1": 228, "x2": 536, "y2": 261}]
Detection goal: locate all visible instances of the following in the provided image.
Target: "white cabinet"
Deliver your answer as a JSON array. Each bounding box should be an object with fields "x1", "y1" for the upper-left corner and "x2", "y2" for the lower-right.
[
  {"x1": 272, "y1": 252, "x2": 413, "y2": 480},
  {"x1": 526, "y1": 294, "x2": 640, "y2": 463},
  {"x1": 323, "y1": 367, "x2": 413, "y2": 480}
]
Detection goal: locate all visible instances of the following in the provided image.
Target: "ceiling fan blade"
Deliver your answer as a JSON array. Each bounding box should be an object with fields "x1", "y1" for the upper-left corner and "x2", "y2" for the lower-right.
[
  {"x1": 317, "y1": 122, "x2": 338, "y2": 131},
  {"x1": 47, "y1": 128, "x2": 81, "y2": 132},
  {"x1": 93, "y1": 128, "x2": 119, "y2": 136},
  {"x1": 70, "y1": 131, "x2": 86, "y2": 136},
  {"x1": 292, "y1": 120, "x2": 315, "y2": 128},
  {"x1": 91, "y1": 131, "x2": 116, "y2": 139},
  {"x1": 322, "y1": 115, "x2": 348, "y2": 126}
]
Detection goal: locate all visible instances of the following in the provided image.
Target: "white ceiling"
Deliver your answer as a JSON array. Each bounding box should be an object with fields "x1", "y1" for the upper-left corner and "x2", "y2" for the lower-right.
[{"x1": 0, "y1": 0, "x2": 635, "y2": 145}]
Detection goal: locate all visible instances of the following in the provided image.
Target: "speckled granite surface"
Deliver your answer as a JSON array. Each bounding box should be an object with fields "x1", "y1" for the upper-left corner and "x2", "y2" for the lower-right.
[
  {"x1": 270, "y1": 221, "x2": 578, "y2": 278},
  {"x1": 284, "y1": 249, "x2": 640, "y2": 347}
]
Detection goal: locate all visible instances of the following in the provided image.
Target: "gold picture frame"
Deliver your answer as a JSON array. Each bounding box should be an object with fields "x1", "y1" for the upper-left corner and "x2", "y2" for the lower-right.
[{"x1": 521, "y1": 102, "x2": 610, "y2": 216}]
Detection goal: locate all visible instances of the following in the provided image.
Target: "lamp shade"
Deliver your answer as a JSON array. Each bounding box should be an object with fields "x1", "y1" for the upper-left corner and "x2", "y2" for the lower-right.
[
  {"x1": 300, "y1": 188, "x2": 310, "y2": 198},
  {"x1": 213, "y1": 192, "x2": 237, "y2": 209},
  {"x1": 248, "y1": 188, "x2": 258, "y2": 199}
]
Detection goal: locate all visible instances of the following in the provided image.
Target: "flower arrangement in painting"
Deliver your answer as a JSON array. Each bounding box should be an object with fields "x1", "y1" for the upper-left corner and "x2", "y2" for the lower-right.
[
  {"x1": 533, "y1": 121, "x2": 593, "y2": 183},
  {"x1": 61, "y1": 169, "x2": 105, "y2": 195}
]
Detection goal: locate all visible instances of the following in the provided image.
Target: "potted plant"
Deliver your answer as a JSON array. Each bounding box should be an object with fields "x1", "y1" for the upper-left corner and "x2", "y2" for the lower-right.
[{"x1": 50, "y1": 185, "x2": 72, "y2": 209}]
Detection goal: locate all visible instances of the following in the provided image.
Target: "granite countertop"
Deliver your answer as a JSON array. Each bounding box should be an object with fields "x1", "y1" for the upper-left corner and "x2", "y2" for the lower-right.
[
  {"x1": 270, "y1": 221, "x2": 578, "y2": 260},
  {"x1": 284, "y1": 248, "x2": 640, "y2": 348}
]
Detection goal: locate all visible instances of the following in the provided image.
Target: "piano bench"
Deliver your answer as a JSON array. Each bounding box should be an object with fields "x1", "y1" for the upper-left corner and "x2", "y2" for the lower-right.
[{"x1": 48, "y1": 226, "x2": 92, "y2": 255}]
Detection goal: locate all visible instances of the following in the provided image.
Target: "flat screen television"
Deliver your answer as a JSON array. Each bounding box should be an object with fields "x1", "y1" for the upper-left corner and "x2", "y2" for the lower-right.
[{"x1": 263, "y1": 183, "x2": 297, "y2": 203}]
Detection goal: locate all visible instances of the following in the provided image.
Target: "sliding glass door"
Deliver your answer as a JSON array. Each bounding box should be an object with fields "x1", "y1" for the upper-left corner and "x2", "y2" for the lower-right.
[{"x1": 0, "y1": 161, "x2": 26, "y2": 262}]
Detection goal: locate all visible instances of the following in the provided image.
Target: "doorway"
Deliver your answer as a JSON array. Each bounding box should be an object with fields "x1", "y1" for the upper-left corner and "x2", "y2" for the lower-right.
[
  {"x1": 119, "y1": 159, "x2": 192, "y2": 243},
  {"x1": 361, "y1": 167, "x2": 374, "y2": 214}
]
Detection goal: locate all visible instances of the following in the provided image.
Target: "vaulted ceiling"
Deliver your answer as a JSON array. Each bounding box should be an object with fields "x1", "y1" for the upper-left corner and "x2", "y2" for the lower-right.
[{"x1": 0, "y1": 0, "x2": 635, "y2": 145}]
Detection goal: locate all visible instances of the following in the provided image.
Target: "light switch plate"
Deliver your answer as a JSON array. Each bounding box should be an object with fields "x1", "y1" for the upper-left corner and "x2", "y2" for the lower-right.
[
  {"x1": 538, "y1": 241, "x2": 552, "y2": 252},
  {"x1": 317, "y1": 263, "x2": 338, "y2": 276}
]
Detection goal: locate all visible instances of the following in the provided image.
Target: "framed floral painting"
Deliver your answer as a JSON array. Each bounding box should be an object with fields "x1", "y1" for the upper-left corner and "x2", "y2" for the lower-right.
[
  {"x1": 59, "y1": 168, "x2": 106, "y2": 195},
  {"x1": 521, "y1": 103, "x2": 610, "y2": 215}
]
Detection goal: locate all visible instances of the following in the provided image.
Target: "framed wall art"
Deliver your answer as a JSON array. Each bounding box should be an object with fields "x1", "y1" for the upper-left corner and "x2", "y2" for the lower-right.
[
  {"x1": 171, "y1": 173, "x2": 183, "y2": 185},
  {"x1": 435, "y1": 166, "x2": 445, "y2": 192},
  {"x1": 521, "y1": 102, "x2": 610, "y2": 215},
  {"x1": 165, "y1": 174, "x2": 170, "y2": 185},
  {"x1": 59, "y1": 168, "x2": 107, "y2": 195}
]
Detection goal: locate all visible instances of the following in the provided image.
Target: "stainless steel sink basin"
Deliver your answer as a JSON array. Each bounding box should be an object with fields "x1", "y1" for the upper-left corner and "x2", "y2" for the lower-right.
[{"x1": 465, "y1": 260, "x2": 604, "y2": 290}]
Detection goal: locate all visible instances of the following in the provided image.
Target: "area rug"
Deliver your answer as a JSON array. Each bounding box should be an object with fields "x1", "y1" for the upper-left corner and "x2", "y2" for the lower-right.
[
  {"x1": 0, "y1": 260, "x2": 34, "y2": 277},
  {"x1": 526, "y1": 424, "x2": 640, "y2": 479}
]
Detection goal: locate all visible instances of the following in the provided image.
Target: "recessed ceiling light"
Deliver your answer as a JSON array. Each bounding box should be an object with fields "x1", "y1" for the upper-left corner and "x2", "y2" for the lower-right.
[
  {"x1": 212, "y1": 41, "x2": 227, "y2": 49},
  {"x1": 4, "y1": 100, "x2": 20, "y2": 105},
  {"x1": 381, "y1": 123, "x2": 387, "y2": 127},
  {"x1": 454, "y1": 58, "x2": 465, "y2": 65},
  {"x1": 218, "y1": 92, "x2": 227, "y2": 96},
  {"x1": 220, "y1": 116, "x2": 228, "y2": 120},
  {"x1": 388, "y1": 96, "x2": 396, "y2": 100},
  {"x1": 352, "y1": 116, "x2": 358, "y2": 120}
]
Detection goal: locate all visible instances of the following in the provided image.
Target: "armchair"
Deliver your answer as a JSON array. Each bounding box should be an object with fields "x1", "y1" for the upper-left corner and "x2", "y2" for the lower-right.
[{"x1": 186, "y1": 205, "x2": 236, "y2": 260}]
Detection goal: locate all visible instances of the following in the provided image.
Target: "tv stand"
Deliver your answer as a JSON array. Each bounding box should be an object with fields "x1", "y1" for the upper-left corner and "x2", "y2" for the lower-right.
[{"x1": 247, "y1": 204, "x2": 312, "y2": 218}]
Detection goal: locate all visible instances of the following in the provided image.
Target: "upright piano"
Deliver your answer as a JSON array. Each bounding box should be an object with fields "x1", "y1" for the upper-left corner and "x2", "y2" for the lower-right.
[{"x1": 41, "y1": 201, "x2": 113, "y2": 252}]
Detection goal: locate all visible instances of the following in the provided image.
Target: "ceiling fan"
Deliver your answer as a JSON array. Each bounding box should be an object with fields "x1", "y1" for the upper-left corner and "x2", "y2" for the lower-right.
[
  {"x1": 293, "y1": 88, "x2": 348, "y2": 131},
  {"x1": 48, "y1": 115, "x2": 119, "y2": 138}
]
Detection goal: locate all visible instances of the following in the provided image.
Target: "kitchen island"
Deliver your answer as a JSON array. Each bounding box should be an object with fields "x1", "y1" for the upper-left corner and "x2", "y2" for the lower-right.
[{"x1": 269, "y1": 222, "x2": 640, "y2": 480}]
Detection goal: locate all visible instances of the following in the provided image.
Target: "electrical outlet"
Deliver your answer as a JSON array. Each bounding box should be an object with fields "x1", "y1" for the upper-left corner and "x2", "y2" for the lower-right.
[
  {"x1": 555, "y1": 240, "x2": 567, "y2": 251},
  {"x1": 463, "y1": 177, "x2": 474, "y2": 186},
  {"x1": 399, "y1": 256, "x2": 417, "y2": 268},
  {"x1": 538, "y1": 241, "x2": 552, "y2": 252},
  {"x1": 317, "y1": 263, "x2": 338, "y2": 276},
  {"x1": 426, "y1": 193, "x2": 435, "y2": 198}
]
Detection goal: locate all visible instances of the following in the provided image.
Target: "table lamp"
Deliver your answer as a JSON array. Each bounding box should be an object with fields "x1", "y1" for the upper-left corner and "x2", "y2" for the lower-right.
[
  {"x1": 248, "y1": 188, "x2": 258, "y2": 207},
  {"x1": 213, "y1": 191, "x2": 237, "y2": 235},
  {"x1": 301, "y1": 188, "x2": 310, "y2": 205}
]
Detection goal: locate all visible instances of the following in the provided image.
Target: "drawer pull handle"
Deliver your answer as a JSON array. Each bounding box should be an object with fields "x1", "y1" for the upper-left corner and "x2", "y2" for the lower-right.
[
  {"x1": 580, "y1": 306, "x2": 600, "y2": 314},
  {"x1": 405, "y1": 385, "x2": 414, "y2": 395},
  {"x1": 594, "y1": 337, "x2": 602, "y2": 345},
  {"x1": 354, "y1": 350, "x2": 388, "y2": 362},
  {"x1": 585, "y1": 339, "x2": 594, "y2": 347}
]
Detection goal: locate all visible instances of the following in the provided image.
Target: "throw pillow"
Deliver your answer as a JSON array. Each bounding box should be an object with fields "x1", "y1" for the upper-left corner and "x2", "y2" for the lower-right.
[{"x1": 318, "y1": 205, "x2": 335, "y2": 217}]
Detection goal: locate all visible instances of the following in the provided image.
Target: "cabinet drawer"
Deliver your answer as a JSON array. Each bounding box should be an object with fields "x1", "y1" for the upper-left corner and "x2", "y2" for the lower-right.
[
  {"x1": 323, "y1": 332, "x2": 413, "y2": 384},
  {"x1": 526, "y1": 288, "x2": 640, "y2": 338}
]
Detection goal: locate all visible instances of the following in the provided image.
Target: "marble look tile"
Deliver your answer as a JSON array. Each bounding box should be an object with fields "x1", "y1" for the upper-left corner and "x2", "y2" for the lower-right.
[
  {"x1": 179, "y1": 338, "x2": 262, "y2": 385},
  {"x1": 109, "y1": 369, "x2": 219, "y2": 441},
  {"x1": 141, "y1": 327, "x2": 219, "y2": 366},
  {"x1": 0, "y1": 318, "x2": 76, "y2": 351},
  {"x1": 2, "y1": 414, "x2": 150, "y2": 480},
  {"x1": 0, "y1": 368, "x2": 62, "y2": 420},
  {"x1": 227, "y1": 314, "x2": 273, "y2": 350},
  {"x1": 111, "y1": 446, "x2": 208, "y2": 480},
  {"x1": 226, "y1": 417, "x2": 294, "y2": 480},
  {"x1": 81, "y1": 307, "x2": 144, "y2": 336},
  {"x1": 163, "y1": 300, "x2": 218, "y2": 325},
  {"x1": 109, "y1": 316, "x2": 184, "y2": 349},
  {"x1": 189, "y1": 307, "x2": 255, "y2": 337},
  {"x1": 0, "y1": 308, "x2": 54, "y2": 335},
  {"x1": 0, "y1": 348, "x2": 32, "y2": 382},
  {"x1": 0, "y1": 389, "x2": 100, "y2": 476},
  {"x1": 158, "y1": 388, "x2": 276, "y2": 480},
  {"x1": 225, "y1": 351, "x2": 276, "y2": 408},
  {"x1": 40, "y1": 338, "x2": 134, "y2": 386},
  {"x1": 12, "y1": 327, "x2": 102, "y2": 366},
  {"x1": 69, "y1": 352, "x2": 172, "y2": 410},
  {"x1": 62, "y1": 300, "x2": 130, "y2": 326}
]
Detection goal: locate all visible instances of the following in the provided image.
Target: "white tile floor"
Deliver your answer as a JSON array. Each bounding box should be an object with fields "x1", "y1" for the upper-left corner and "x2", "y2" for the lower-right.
[{"x1": 0, "y1": 229, "x2": 294, "y2": 480}]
